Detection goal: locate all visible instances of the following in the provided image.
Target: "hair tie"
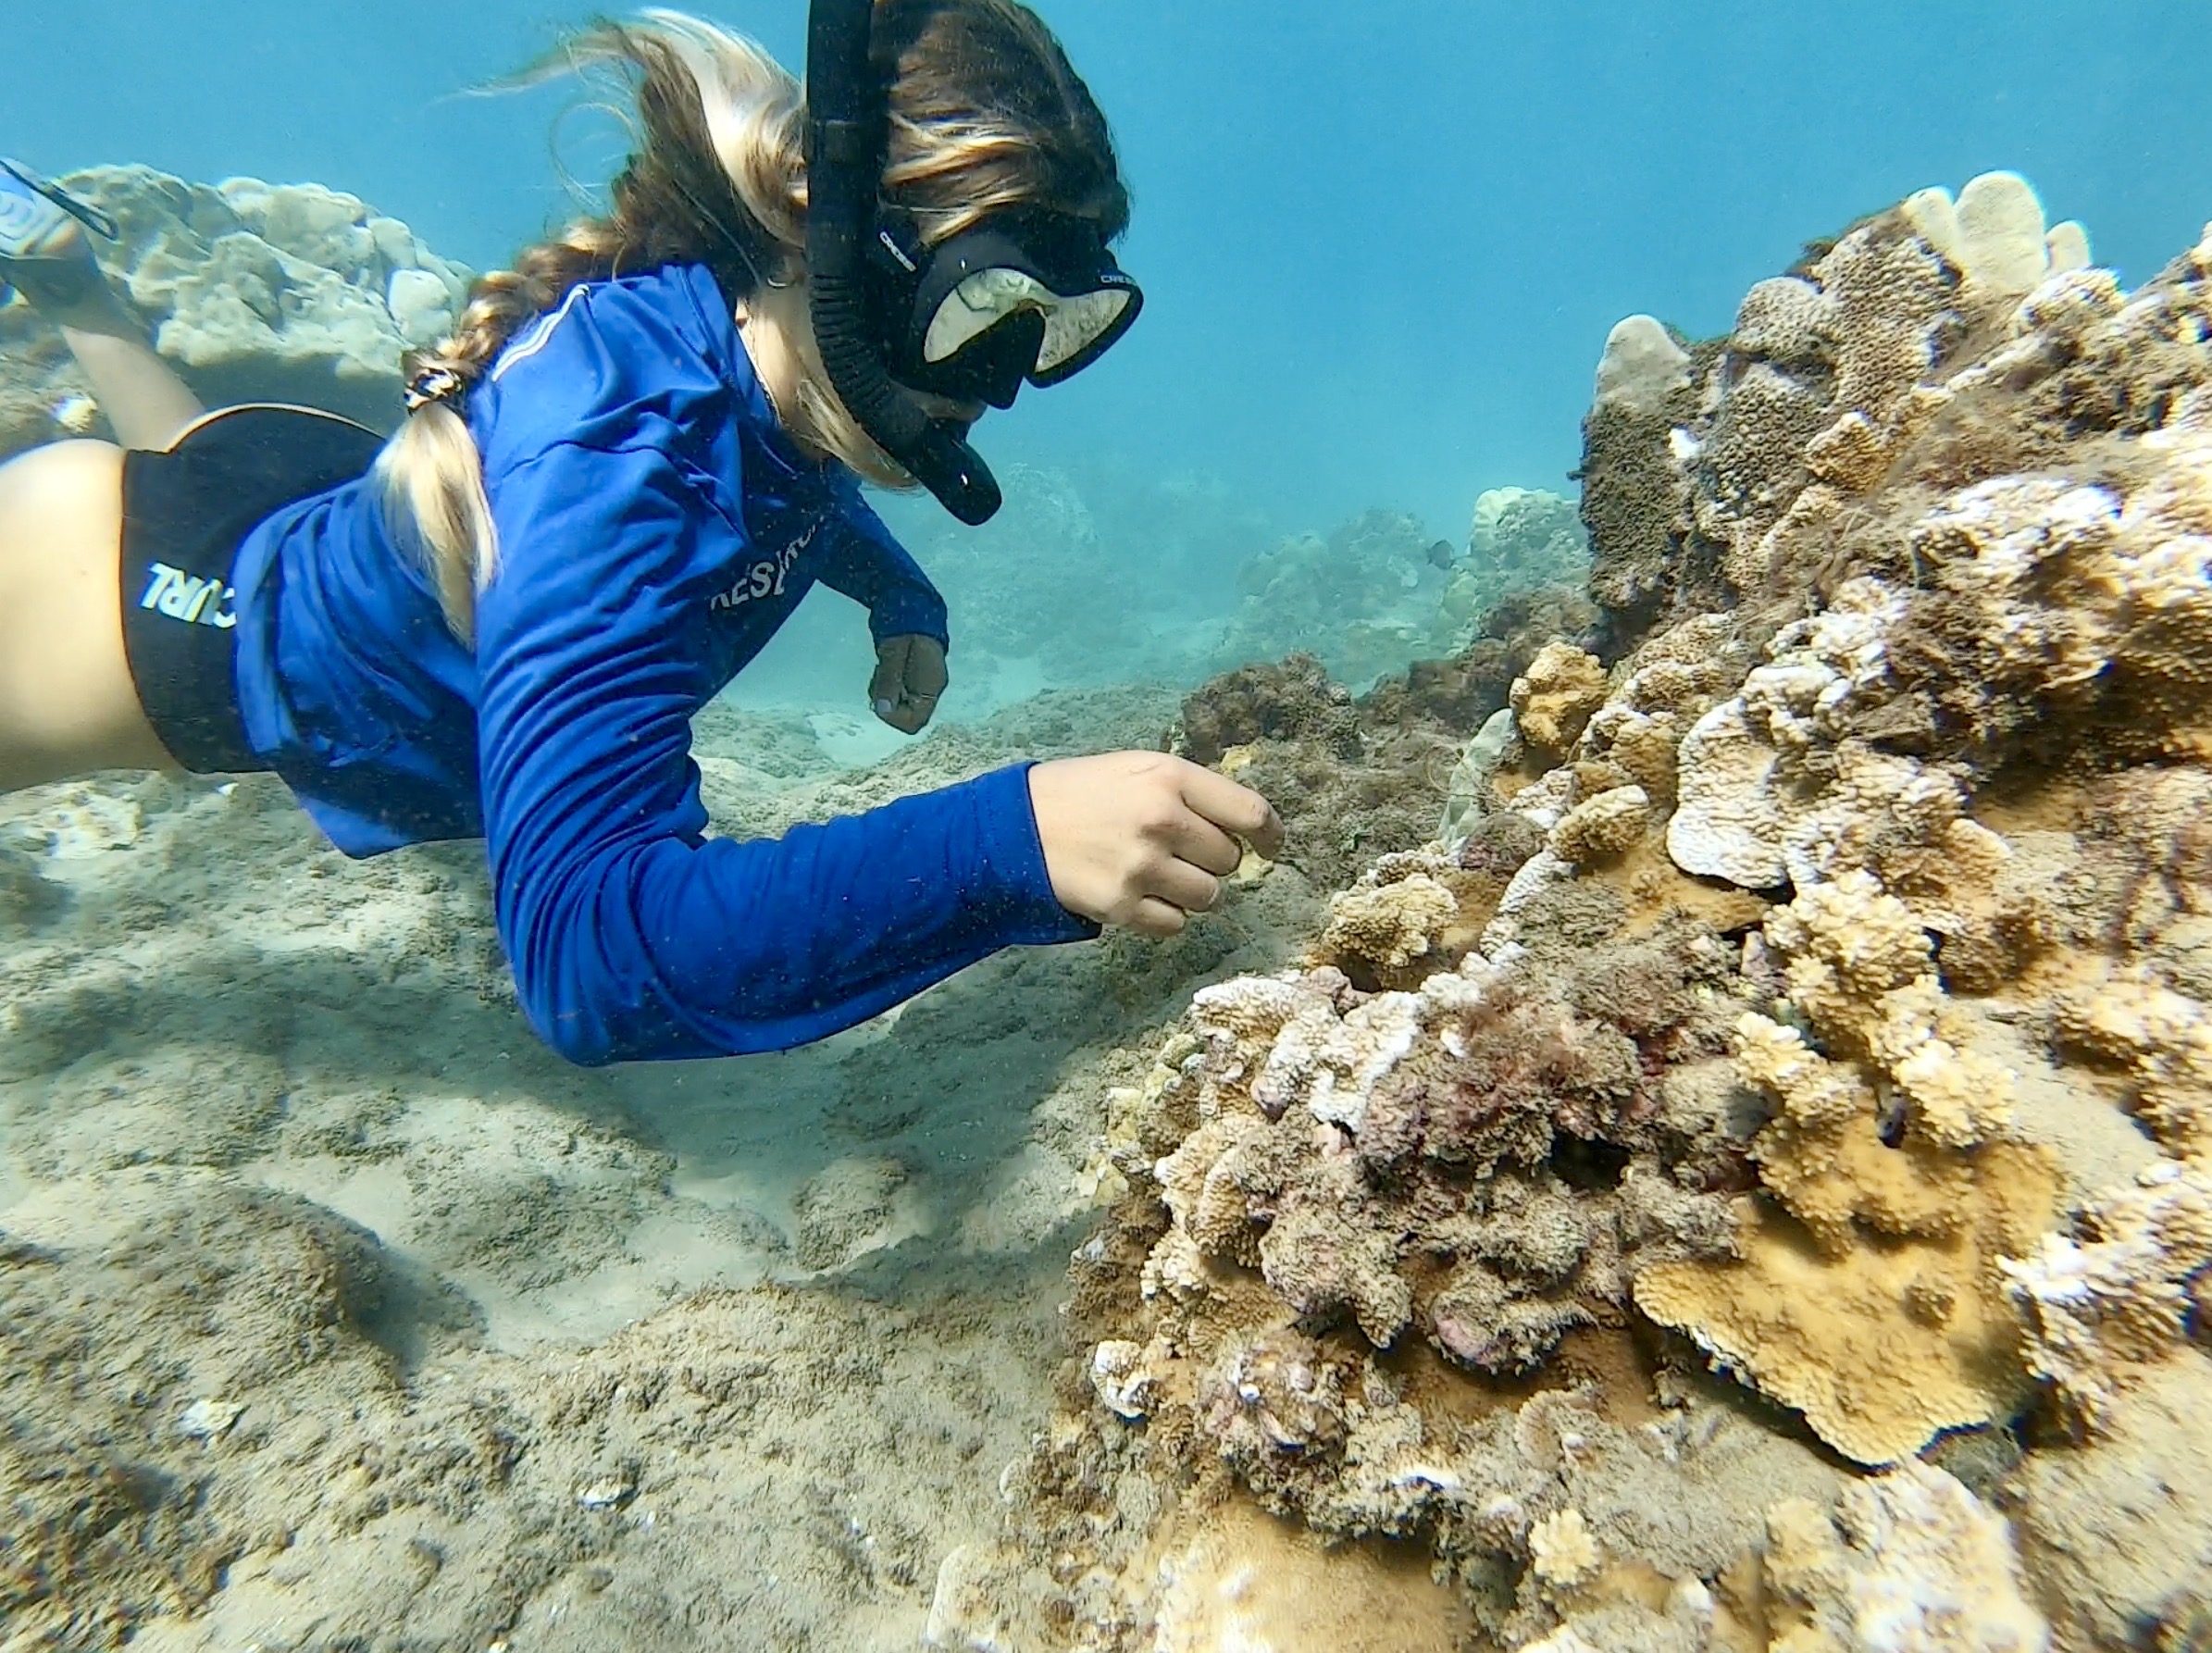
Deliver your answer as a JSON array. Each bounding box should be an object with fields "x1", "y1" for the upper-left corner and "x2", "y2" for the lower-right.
[{"x1": 404, "y1": 366, "x2": 466, "y2": 414}]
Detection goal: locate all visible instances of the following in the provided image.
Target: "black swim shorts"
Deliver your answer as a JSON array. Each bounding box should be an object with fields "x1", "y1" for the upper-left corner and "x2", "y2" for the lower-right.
[{"x1": 119, "y1": 404, "x2": 383, "y2": 774}]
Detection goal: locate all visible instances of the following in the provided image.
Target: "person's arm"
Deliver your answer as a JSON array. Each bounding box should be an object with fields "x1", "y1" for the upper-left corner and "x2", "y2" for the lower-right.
[
  {"x1": 474, "y1": 441, "x2": 1089, "y2": 1066},
  {"x1": 813, "y1": 491, "x2": 950, "y2": 648}
]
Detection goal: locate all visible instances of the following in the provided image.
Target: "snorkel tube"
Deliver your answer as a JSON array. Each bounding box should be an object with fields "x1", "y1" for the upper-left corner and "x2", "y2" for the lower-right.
[{"x1": 805, "y1": 0, "x2": 1003, "y2": 524}]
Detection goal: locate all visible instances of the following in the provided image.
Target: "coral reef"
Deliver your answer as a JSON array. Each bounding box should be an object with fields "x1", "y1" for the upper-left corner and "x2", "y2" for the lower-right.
[
  {"x1": 1468, "y1": 488, "x2": 1590, "y2": 590},
  {"x1": 1006, "y1": 815, "x2": 1777, "y2": 1634},
  {"x1": 1218, "y1": 509, "x2": 1468, "y2": 689},
  {"x1": 1176, "y1": 585, "x2": 1595, "y2": 891},
  {"x1": 1635, "y1": 873, "x2": 2062, "y2": 1466},
  {"x1": 1385, "y1": 585, "x2": 1603, "y2": 734},
  {"x1": 1, "y1": 166, "x2": 472, "y2": 454},
  {"x1": 12, "y1": 149, "x2": 2212, "y2": 1651},
  {"x1": 940, "y1": 169, "x2": 2212, "y2": 1650},
  {"x1": 1179, "y1": 653, "x2": 1362, "y2": 769}
]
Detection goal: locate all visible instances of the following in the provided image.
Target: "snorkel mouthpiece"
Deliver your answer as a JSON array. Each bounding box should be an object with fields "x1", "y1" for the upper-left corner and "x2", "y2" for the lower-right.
[{"x1": 805, "y1": 0, "x2": 1003, "y2": 524}]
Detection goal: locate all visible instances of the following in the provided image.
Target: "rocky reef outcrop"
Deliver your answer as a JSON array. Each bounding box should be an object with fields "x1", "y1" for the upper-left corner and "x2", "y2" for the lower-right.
[
  {"x1": 930, "y1": 172, "x2": 2212, "y2": 1652},
  {"x1": 1172, "y1": 586, "x2": 1596, "y2": 892},
  {"x1": 0, "y1": 165, "x2": 471, "y2": 456}
]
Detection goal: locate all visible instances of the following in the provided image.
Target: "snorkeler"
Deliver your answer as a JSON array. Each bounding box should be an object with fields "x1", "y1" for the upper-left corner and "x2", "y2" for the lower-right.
[{"x1": 0, "y1": 0, "x2": 1281, "y2": 1065}]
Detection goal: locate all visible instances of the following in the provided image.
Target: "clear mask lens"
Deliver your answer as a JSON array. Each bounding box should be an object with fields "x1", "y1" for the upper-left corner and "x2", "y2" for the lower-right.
[{"x1": 923, "y1": 267, "x2": 1134, "y2": 375}]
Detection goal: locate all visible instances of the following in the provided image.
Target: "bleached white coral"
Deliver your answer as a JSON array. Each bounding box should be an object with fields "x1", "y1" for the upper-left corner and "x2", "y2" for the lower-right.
[
  {"x1": 1187, "y1": 965, "x2": 1492, "y2": 1137},
  {"x1": 1088, "y1": 1339, "x2": 1159, "y2": 1421},
  {"x1": 1439, "y1": 706, "x2": 1516, "y2": 850},
  {"x1": 1764, "y1": 1463, "x2": 2049, "y2": 1653},
  {"x1": 2001, "y1": 1159, "x2": 2212, "y2": 1433},
  {"x1": 1528, "y1": 1507, "x2": 1601, "y2": 1587},
  {"x1": 1666, "y1": 583, "x2": 1910, "y2": 889},
  {"x1": 1594, "y1": 314, "x2": 1691, "y2": 415}
]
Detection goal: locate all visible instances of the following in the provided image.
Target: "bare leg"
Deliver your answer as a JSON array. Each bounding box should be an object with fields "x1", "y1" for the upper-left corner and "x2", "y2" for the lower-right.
[
  {"x1": 0, "y1": 439, "x2": 175, "y2": 790},
  {"x1": 2, "y1": 164, "x2": 205, "y2": 450},
  {"x1": 44, "y1": 285, "x2": 205, "y2": 453}
]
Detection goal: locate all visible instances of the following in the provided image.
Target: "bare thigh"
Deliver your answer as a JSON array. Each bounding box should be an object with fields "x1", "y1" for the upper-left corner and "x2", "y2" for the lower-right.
[{"x1": 0, "y1": 439, "x2": 176, "y2": 792}]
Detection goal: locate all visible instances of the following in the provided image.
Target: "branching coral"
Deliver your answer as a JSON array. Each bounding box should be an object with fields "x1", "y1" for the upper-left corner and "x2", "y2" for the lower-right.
[
  {"x1": 1526, "y1": 1507, "x2": 1599, "y2": 1588},
  {"x1": 1114, "y1": 919, "x2": 1743, "y2": 1430},
  {"x1": 1635, "y1": 874, "x2": 2062, "y2": 1465}
]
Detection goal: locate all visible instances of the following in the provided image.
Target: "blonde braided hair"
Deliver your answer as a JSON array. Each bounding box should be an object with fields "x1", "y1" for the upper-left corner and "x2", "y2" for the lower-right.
[{"x1": 379, "y1": 3, "x2": 1126, "y2": 643}]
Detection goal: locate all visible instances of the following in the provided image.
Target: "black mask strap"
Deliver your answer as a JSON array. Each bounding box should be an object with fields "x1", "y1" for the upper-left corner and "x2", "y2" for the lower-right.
[{"x1": 804, "y1": 0, "x2": 1001, "y2": 524}]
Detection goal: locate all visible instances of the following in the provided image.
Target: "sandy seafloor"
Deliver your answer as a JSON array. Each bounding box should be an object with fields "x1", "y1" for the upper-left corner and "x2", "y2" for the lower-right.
[{"x1": 0, "y1": 684, "x2": 1323, "y2": 1650}]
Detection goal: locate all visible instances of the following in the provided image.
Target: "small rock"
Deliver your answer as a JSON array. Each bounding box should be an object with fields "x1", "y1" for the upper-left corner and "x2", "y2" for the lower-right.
[
  {"x1": 1090, "y1": 1339, "x2": 1157, "y2": 1421},
  {"x1": 577, "y1": 1474, "x2": 636, "y2": 1510},
  {"x1": 51, "y1": 392, "x2": 100, "y2": 434},
  {"x1": 178, "y1": 1398, "x2": 244, "y2": 1441}
]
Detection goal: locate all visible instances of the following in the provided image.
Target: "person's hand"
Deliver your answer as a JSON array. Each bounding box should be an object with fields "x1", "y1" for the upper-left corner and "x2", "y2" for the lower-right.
[
  {"x1": 1027, "y1": 752, "x2": 1285, "y2": 937},
  {"x1": 870, "y1": 634, "x2": 947, "y2": 734}
]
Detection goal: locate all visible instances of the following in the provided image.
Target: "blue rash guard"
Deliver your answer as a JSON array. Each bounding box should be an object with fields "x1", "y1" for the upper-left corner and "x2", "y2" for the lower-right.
[{"x1": 224, "y1": 261, "x2": 1092, "y2": 1065}]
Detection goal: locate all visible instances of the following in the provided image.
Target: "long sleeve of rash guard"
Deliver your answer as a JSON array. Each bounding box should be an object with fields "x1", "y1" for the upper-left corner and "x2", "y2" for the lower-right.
[
  {"x1": 813, "y1": 492, "x2": 950, "y2": 647},
  {"x1": 472, "y1": 439, "x2": 1089, "y2": 1065}
]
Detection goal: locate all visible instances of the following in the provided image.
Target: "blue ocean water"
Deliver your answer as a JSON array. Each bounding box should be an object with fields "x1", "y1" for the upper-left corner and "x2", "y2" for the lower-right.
[{"x1": 18, "y1": 0, "x2": 2212, "y2": 545}]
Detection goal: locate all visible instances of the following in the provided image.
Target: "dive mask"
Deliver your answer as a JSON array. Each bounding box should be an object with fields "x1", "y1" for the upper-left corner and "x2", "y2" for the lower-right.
[
  {"x1": 805, "y1": 0, "x2": 1138, "y2": 524},
  {"x1": 872, "y1": 207, "x2": 1143, "y2": 409}
]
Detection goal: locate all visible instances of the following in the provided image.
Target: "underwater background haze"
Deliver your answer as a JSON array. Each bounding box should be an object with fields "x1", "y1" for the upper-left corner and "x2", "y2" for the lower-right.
[{"x1": 17, "y1": 0, "x2": 2212, "y2": 538}]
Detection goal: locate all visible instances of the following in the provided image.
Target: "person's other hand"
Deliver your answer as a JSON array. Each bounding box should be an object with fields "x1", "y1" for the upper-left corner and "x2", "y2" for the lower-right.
[
  {"x1": 870, "y1": 634, "x2": 947, "y2": 734},
  {"x1": 1027, "y1": 752, "x2": 1285, "y2": 937}
]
